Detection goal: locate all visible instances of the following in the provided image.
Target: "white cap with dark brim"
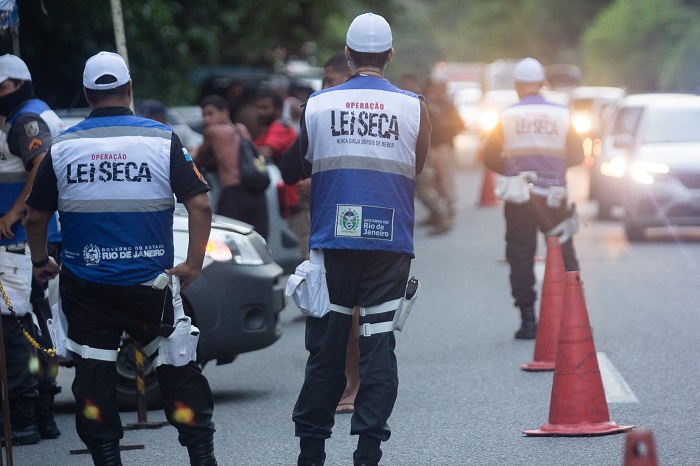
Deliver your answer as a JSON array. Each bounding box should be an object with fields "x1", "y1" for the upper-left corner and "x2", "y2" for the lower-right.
[
  {"x1": 0, "y1": 54, "x2": 31, "y2": 82},
  {"x1": 513, "y1": 57, "x2": 545, "y2": 83},
  {"x1": 83, "y1": 51, "x2": 131, "y2": 90},
  {"x1": 346, "y1": 12, "x2": 393, "y2": 53}
]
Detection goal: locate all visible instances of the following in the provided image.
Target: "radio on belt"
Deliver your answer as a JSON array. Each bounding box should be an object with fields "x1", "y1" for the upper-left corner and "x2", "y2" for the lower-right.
[{"x1": 151, "y1": 273, "x2": 170, "y2": 290}]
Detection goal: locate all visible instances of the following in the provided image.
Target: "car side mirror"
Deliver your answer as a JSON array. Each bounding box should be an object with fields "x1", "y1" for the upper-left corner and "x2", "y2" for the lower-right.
[{"x1": 612, "y1": 134, "x2": 634, "y2": 149}]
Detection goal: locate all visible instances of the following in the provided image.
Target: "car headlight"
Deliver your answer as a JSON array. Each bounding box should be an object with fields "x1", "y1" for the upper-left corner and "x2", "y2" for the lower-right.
[
  {"x1": 573, "y1": 114, "x2": 591, "y2": 134},
  {"x1": 205, "y1": 230, "x2": 264, "y2": 265},
  {"x1": 600, "y1": 156, "x2": 626, "y2": 178},
  {"x1": 479, "y1": 110, "x2": 499, "y2": 131},
  {"x1": 630, "y1": 161, "x2": 669, "y2": 185}
]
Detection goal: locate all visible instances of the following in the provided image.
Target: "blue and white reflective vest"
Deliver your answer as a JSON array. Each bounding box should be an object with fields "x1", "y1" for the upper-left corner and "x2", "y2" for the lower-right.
[
  {"x1": 500, "y1": 95, "x2": 571, "y2": 195},
  {"x1": 304, "y1": 75, "x2": 421, "y2": 256},
  {"x1": 50, "y1": 115, "x2": 176, "y2": 285},
  {"x1": 0, "y1": 99, "x2": 64, "y2": 246}
]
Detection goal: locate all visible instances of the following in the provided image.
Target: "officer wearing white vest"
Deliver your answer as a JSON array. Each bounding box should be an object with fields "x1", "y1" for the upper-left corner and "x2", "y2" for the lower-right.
[
  {"x1": 0, "y1": 53, "x2": 65, "y2": 445},
  {"x1": 25, "y1": 52, "x2": 218, "y2": 466},
  {"x1": 482, "y1": 57, "x2": 584, "y2": 339},
  {"x1": 292, "y1": 13, "x2": 431, "y2": 466}
]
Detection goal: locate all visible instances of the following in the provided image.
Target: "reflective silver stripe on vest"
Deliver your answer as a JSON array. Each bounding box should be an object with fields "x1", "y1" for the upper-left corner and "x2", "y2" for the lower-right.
[
  {"x1": 54, "y1": 126, "x2": 173, "y2": 143},
  {"x1": 0, "y1": 172, "x2": 28, "y2": 183},
  {"x1": 312, "y1": 155, "x2": 414, "y2": 179},
  {"x1": 58, "y1": 197, "x2": 175, "y2": 213}
]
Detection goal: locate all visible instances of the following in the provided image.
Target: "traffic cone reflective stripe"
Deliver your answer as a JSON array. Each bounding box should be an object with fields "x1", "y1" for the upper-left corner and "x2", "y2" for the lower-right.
[
  {"x1": 477, "y1": 169, "x2": 499, "y2": 207},
  {"x1": 521, "y1": 237, "x2": 565, "y2": 371},
  {"x1": 523, "y1": 272, "x2": 634, "y2": 436},
  {"x1": 623, "y1": 429, "x2": 658, "y2": 466}
]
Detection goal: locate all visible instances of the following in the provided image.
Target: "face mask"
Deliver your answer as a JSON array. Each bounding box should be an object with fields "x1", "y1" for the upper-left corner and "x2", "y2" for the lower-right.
[{"x1": 0, "y1": 81, "x2": 35, "y2": 118}]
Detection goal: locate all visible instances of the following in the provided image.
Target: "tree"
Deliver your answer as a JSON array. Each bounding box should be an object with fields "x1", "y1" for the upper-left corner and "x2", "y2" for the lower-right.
[
  {"x1": 6, "y1": 0, "x2": 391, "y2": 108},
  {"x1": 582, "y1": 0, "x2": 700, "y2": 92}
]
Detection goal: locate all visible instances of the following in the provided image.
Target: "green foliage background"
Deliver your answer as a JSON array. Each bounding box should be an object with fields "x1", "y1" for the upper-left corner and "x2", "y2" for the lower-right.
[{"x1": 3, "y1": 0, "x2": 699, "y2": 108}]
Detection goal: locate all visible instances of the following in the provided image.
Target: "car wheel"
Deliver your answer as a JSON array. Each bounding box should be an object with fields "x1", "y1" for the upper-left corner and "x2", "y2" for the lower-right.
[
  {"x1": 116, "y1": 337, "x2": 162, "y2": 411},
  {"x1": 116, "y1": 297, "x2": 199, "y2": 411},
  {"x1": 624, "y1": 215, "x2": 646, "y2": 242}
]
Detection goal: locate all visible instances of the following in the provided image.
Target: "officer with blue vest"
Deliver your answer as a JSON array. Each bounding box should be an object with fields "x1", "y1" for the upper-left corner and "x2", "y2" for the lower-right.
[
  {"x1": 482, "y1": 57, "x2": 584, "y2": 340},
  {"x1": 25, "y1": 51, "x2": 218, "y2": 466},
  {"x1": 292, "y1": 13, "x2": 431, "y2": 466},
  {"x1": 0, "y1": 53, "x2": 64, "y2": 445}
]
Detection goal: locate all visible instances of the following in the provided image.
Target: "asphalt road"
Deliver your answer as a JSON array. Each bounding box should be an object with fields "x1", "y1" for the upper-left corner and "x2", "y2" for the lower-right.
[{"x1": 13, "y1": 152, "x2": 700, "y2": 465}]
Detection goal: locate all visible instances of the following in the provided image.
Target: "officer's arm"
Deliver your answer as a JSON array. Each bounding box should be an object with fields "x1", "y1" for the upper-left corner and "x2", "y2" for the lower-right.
[
  {"x1": 482, "y1": 122, "x2": 506, "y2": 175},
  {"x1": 168, "y1": 192, "x2": 212, "y2": 291},
  {"x1": 415, "y1": 99, "x2": 431, "y2": 175},
  {"x1": 566, "y1": 122, "x2": 585, "y2": 167},
  {"x1": 0, "y1": 150, "x2": 47, "y2": 240}
]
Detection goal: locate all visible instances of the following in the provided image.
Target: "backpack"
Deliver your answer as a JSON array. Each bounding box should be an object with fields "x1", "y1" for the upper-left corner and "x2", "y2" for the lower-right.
[{"x1": 234, "y1": 126, "x2": 271, "y2": 193}]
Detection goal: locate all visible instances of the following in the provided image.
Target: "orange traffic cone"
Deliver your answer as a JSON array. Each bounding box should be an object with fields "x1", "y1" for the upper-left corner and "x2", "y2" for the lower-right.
[
  {"x1": 477, "y1": 169, "x2": 499, "y2": 207},
  {"x1": 523, "y1": 272, "x2": 634, "y2": 436},
  {"x1": 521, "y1": 237, "x2": 565, "y2": 371},
  {"x1": 623, "y1": 429, "x2": 658, "y2": 466}
]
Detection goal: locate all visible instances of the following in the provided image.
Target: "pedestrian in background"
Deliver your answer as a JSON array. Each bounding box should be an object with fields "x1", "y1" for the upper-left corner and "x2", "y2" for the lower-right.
[
  {"x1": 424, "y1": 78, "x2": 464, "y2": 234},
  {"x1": 401, "y1": 73, "x2": 447, "y2": 233},
  {"x1": 292, "y1": 13, "x2": 431, "y2": 466},
  {"x1": 0, "y1": 53, "x2": 64, "y2": 445},
  {"x1": 482, "y1": 57, "x2": 584, "y2": 339},
  {"x1": 197, "y1": 94, "x2": 269, "y2": 238},
  {"x1": 25, "y1": 51, "x2": 218, "y2": 466}
]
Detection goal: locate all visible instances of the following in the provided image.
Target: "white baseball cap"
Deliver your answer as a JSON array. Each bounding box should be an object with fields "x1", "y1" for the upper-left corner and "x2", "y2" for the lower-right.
[
  {"x1": 513, "y1": 57, "x2": 545, "y2": 83},
  {"x1": 83, "y1": 51, "x2": 131, "y2": 90},
  {"x1": 346, "y1": 13, "x2": 393, "y2": 53},
  {"x1": 0, "y1": 54, "x2": 31, "y2": 82}
]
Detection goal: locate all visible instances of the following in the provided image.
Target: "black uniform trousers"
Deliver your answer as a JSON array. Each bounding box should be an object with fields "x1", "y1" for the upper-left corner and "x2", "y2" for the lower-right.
[
  {"x1": 505, "y1": 194, "x2": 579, "y2": 309},
  {"x1": 293, "y1": 249, "x2": 411, "y2": 443},
  {"x1": 59, "y1": 267, "x2": 215, "y2": 449}
]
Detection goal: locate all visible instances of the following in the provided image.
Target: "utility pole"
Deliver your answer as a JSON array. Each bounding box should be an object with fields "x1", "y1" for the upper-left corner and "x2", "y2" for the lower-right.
[{"x1": 109, "y1": 0, "x2": 134, "y2": 110}]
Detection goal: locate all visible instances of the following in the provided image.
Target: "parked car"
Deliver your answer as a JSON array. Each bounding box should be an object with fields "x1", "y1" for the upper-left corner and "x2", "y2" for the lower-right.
[
  {"x1": 589, "y1": 94, "x2": 694, "y2": 219},
  {"x1": 199, "y1": 161, "x2": 301, "y2": 275},
  {"x1": 477, "y1": 89, "x2": 519, "y2": 136},
  {"x1": 569, "y1": 86, "x2": 627, "y2": 175},
  {"x1": 617, "y1": 96, "x2": 700, "y2": 241}
]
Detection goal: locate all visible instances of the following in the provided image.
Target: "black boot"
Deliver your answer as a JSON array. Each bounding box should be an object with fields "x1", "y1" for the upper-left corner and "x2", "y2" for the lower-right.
[
  {"x1": 187, "y1": 436, "x2": 218, "y2": 466},
  {"x1": 2, "y1": 398, "x2": 41, "y2": 446},
  {"x1": 89, "y1": 440, "x2": 122, "y2": 466},
  {"x1": 515, "y1": 306, "x2": 537, "y2": 339},
  {"x1": 353, "y1": 435, "x2": 382, "y2": 466},
  {"x1": 298, "y1": 437, "x2": 325, "y2": 466},
  {"x1": 36, "y1": 390, "x2": 61, "y2": 439}
]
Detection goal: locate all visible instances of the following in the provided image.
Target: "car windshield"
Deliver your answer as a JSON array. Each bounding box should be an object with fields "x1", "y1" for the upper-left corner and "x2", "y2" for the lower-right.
[
  {"x1": 611, "y1": 107, "x2": 642, "y2": 136},
  {"x1": 641, "y1": 107, "x2": 700, "y2": 143}
]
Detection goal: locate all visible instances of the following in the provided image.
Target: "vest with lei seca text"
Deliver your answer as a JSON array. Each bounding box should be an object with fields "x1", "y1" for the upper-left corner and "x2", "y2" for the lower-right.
[
  {"x1": 50, "y1": 115, "x2": 175, "y2": 285},
  {"x1": 304, "y1": 75, "x2": 421, "y2": 256},
  {"x1": 500, "y1": 95, "x2": 571, "y2": 195}
]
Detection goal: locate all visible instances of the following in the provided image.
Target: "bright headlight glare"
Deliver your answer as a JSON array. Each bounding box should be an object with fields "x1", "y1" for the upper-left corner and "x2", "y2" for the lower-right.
[
  {"x1": 480, "y1": 111, "x2": 499, "y2": 131},
  {"x1": 205, "y1": 231, "x2": 263, "y2": 265},
  {"x1": 600, "y1": 156, "x2": 626, "y2": 178},
  {"x1": 573, "y1": 114, "x2": 591, "y2": 134},
  {"x1": 631, "y1": 161, "x2": 669, "y2": 185}
]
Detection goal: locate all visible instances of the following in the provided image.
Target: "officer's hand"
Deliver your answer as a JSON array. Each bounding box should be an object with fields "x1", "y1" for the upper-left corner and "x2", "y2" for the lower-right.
[
  {"x1": 33, "y1": 257, "x2": 60, "y2": 284},
  {"x1": 297, "y1": 178, "x2": 311, "y2": 200},
  {"x1": 0, "y1": 211, "x2": 22, "y2": 240},
  {"x1": 165, "y1": 261, "x2": 201, "y2": 292}
]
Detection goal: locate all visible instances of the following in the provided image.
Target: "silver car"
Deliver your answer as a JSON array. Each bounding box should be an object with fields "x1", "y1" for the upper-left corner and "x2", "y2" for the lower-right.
[{"x1": 617, "y1": 96, "x2": 700, "y2": 240}]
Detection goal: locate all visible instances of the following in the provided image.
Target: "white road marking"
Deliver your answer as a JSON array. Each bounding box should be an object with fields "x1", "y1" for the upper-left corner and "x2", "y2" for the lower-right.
[{"x1": 597, "y1": 352, "x2": 639, "y2": 403}]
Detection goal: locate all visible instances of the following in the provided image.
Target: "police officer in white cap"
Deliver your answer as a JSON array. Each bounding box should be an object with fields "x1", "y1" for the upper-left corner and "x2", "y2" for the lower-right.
[
  {"x1": 292, "y1": 12, "x2": 431, "y2": 466},
  {"x1": 0, "y1": 53, "x2": 65, "y2": 446},
  {"x1": 25, "y1": 51, "x2": 217, "y2": 466},
  {"x1": 482, "y1": 57, "x2": 584, "y2": 339}
]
